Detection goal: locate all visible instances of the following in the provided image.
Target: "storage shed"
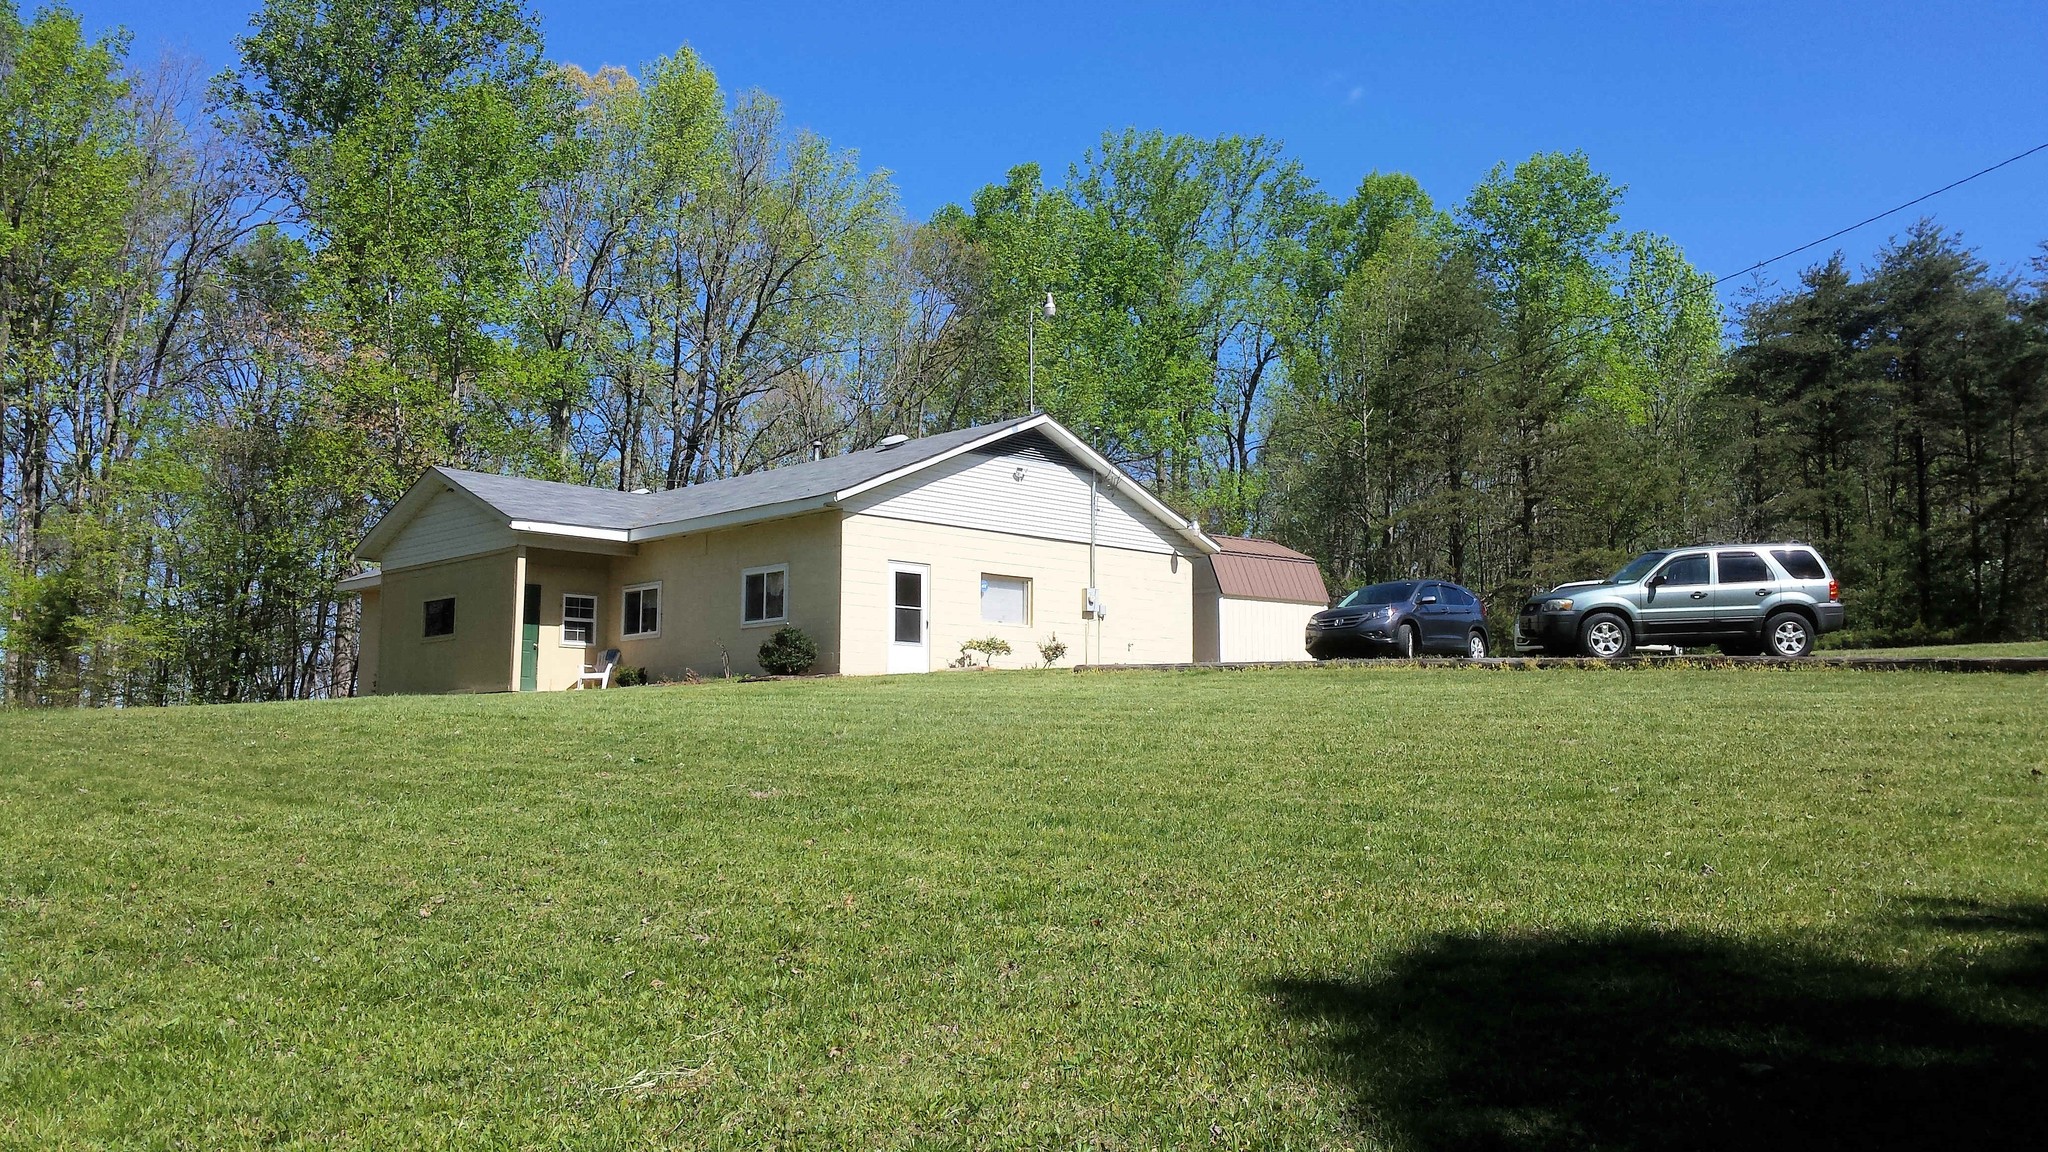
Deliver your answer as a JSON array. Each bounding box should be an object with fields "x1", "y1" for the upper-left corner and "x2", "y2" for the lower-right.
[{"x1": 1193, "y1": 535, "x2": 1330, "y2": 662}]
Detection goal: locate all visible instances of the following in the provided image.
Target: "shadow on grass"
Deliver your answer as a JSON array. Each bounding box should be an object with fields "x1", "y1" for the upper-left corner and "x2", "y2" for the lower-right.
[{"x1": 1265, "y1": 900, "x2": 2048, "y2": 1151}]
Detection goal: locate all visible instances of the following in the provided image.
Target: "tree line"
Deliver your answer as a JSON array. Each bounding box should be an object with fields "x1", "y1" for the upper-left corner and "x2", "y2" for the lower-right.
[{"x1": 2, "y1": 0, "x2": 2042, "y2": 704}]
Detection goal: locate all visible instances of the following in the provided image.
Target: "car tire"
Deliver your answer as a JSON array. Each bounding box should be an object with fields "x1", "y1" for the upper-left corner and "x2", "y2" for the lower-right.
[
  {"x1": 1397, "y1": 623, "x2": 1419, "y2": 659},
  {"x1": 1764, "y1": 612, "x2": 1814, "y2": 658},
  {"x1": 1466, "y1": 629, "x2": 1487, "y2": 659},
  {"x1": 1579, "y1": 613, "x2": 1634, "y2": 660}
]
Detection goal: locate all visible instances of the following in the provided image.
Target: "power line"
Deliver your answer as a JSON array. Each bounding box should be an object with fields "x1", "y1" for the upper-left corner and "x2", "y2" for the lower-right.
[
  {"x1": 1466, "y1": 140, "x2": 2048, "y2": 386},
  {"x1": 1704, "y1": 140, "x2": 2048, "y2": 292},
  {"x1": 1248, "y1": 142, "x2": 2047, "y2": 458}
]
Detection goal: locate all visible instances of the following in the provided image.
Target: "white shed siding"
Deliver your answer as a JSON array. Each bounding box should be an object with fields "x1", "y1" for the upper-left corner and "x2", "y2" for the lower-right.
[
  {"x1": 841, "y1": 443, "x2": 1182, "y2": 555},
  {"x1": 1218, "y1": 598, "x2": 1319, "y2": 662},
  {"x1": 380, "y1": 488, "x2": 516, "y2": 571}
]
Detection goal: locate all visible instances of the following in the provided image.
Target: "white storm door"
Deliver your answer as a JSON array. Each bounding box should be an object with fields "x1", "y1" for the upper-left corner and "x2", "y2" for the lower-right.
[{"x1": 886, "y1": 563, "x2": 930, "y2": 674}]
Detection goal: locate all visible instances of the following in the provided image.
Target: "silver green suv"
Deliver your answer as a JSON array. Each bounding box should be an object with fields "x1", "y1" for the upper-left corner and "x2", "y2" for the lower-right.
[{"x1": 1515, "y1": 543, "x2": 1845, "y2": 659}]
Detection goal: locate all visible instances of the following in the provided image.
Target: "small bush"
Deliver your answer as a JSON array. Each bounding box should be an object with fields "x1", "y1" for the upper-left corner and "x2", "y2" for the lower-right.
[
  {"x1": 612, "y1": 666, "x2": 649, "y2": 687},
  {"x1": 960, "y1": 636, "x2": 1013, "y2": 668},
  {"x1": 758, "y1": 625, "x2": 818, "y2": 675},
  {"x1": 1037, "y1": 633, "x2": 1068, "y2": 667}
]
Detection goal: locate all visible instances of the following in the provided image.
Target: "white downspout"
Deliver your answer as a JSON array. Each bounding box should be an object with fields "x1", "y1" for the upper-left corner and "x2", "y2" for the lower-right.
[{"x1": 1088, "y1": 471, "x2": 1099, "y2": 665}]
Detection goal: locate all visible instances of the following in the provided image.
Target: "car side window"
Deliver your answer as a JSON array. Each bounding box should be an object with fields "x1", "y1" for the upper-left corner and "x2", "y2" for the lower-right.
[
  {"x1": 1771, "y1": 548, "x2": 1827, "y2": 580},
  {"x1": 1717, "y1": 551, "x2": 1772, "y2": 584},
  {"x1": 1657, "y1": 554, "x2": 1710, "y2": 586}
]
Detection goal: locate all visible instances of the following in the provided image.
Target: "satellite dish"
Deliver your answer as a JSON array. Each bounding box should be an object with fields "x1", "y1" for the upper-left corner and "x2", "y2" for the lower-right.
[{"x1": 877, "y1": 434, "x2": 910, "y2": 450}]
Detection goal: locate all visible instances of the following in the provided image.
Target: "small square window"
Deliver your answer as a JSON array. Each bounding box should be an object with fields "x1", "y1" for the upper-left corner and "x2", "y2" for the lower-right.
[
  {"x1": 743, "y1": 565, "x2": 787, "y2": 625},
  {"x1": 562, "y1": 594, "x2": 597, "y2": 645},
  {"x1": 622, "y1": 583, "x2": 660, "y2": 638},
  {"x1": 980, "y1": 574, "x2": 1030, "y2": 625},
  {"x1": 423, "y1": 597, "x2": 455, "y2": 638}
]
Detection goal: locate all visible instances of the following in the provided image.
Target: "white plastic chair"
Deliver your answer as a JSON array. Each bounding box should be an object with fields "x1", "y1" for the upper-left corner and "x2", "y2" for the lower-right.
[{"x1": 578, "y1": 648, "x2": 621, "y2": 689}]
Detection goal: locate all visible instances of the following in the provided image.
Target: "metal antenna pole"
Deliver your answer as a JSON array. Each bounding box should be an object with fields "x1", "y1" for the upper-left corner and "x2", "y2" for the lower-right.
[{"x1": 1027, "y1": 291, "x2": 1054, "y2": 415}]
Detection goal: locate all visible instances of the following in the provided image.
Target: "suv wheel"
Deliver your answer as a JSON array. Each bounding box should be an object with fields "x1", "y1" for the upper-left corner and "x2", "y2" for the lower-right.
[
  {"x1": 1579, "y1": 613, "x2": 1634, "y2": 660},
  {"x1": 1466, "y1": 630, "x2": 1487, "y2": 659},
  {"x1": 1765, "y1": 612, "x2": 1814, "y2": 658},
  {"x1": 1396, "y1": 623, "x2": 1419, "y2": 659}
]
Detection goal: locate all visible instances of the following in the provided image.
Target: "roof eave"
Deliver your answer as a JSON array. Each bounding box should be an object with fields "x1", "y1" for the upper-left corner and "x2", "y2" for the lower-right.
[
  {"x1": 1026, "y1": 420, "x2": 1219, "y2": 555},
  {"x1": 830, "y1": 413, "x2": 1220, "y2": 556},
  {"x1": 507, "y1": 520, "x2": 633, "y2": 542},
  {"x1": 628, "y1": 494, "x2": 837, "y2": 542},
  {"x1": 830, "y1": 413, "x2": 1052, "y2": 505},
  {"x1": 354, "y1": 468, "x2": 499, "y2": 560}
]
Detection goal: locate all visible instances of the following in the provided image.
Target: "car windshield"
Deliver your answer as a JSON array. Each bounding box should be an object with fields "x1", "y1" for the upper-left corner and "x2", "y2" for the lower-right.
[
  {"x1": 1338, "y1": 581, "x2": 1419, "y2": 607},
  {"x1": 1609, "y1": 551, "x2": 1670, "y2": 585}
]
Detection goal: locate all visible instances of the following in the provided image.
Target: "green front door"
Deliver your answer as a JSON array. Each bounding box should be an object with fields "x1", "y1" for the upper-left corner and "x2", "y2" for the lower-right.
[{"x1": 520, "y1": 582, "x2": 541, "y2": 691}]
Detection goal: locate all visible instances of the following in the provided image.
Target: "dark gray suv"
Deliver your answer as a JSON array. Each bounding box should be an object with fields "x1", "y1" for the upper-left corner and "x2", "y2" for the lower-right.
[{"x1": 1516, "y1": 543, "x2": 1845, "y2": 658}]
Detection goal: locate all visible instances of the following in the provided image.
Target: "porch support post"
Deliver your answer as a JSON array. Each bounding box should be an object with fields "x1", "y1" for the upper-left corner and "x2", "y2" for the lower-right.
[{"x1": 510, "y1": 546, "x2": 528, "y2": 692}]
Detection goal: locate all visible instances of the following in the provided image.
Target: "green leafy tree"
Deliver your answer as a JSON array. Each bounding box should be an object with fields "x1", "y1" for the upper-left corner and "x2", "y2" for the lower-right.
[{"x1": 230, "y1": 0, "x2": 572, "y2": 486}]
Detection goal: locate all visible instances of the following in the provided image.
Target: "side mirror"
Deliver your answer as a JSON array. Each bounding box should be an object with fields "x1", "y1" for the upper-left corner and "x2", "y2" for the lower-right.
[{"x1": 1418, "y1": 594, "x2": 1439, "y2": 605}]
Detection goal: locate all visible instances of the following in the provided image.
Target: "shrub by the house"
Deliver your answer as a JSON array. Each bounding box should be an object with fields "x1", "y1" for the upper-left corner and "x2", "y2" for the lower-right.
[{"x1": 759, "y1": 626, "x2": 818, "y2": 675}]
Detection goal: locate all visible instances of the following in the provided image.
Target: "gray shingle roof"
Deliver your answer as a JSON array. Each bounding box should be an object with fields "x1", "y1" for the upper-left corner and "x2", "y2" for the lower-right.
[
  {"x1": 431, "y1": 468, "x2": 650, "y2": 530},
  {"x1": 435, "y1": 415, "x2": 1039, "y2": 533}
]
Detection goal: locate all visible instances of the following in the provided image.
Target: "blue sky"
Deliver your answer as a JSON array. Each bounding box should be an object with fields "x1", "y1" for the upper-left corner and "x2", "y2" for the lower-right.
[{"x1": 87, "y1": 0, "x2": 2048, "y2": 302}]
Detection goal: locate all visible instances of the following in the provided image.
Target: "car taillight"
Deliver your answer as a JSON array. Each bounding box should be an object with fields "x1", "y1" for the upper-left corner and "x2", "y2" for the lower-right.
[{"x1": 1828, "y1": 579, "x2": 1839, "y2": 602}]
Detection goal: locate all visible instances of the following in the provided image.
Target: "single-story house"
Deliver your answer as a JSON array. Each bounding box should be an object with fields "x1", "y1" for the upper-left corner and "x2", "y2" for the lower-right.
[
  {"x1": 1192, "y1": 535, "x2": 1331, "y2": 662},
  {"x1": 343, "y1": 414, "x2": 1239, "y2": 693}
]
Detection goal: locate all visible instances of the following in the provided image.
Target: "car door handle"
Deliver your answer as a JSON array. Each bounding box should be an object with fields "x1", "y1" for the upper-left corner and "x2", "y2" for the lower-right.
[
  {"x1": 1756, "y1": 588, "x2": 1770, "y2": 596},
  {"x1": 1690, "y1": 591, "x2": 1708, "y2": 599}
]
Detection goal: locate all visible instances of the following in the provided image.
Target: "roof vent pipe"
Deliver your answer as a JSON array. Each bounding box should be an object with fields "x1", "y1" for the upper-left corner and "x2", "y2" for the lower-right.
[
  {"x1": 876, "y1": 434, "x2": 910, "y2": 450},
  {"x1": 810, "y1": 439, "x2": 824, "y2": 462}
]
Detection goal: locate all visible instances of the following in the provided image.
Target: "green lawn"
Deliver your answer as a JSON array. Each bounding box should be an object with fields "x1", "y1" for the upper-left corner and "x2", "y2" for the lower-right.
[
  {"x1": 3, "y1": 667, "x2": 2045, "y2": 1149},
  {"x1": 1822, "y1": 639, "x2": 2048, "y2": 658}
]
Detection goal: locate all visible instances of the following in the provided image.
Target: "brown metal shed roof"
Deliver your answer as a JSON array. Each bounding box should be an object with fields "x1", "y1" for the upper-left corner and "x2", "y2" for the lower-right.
[{"x1": 1209, "y1": 535, "x2": 1329, "y2": 604}]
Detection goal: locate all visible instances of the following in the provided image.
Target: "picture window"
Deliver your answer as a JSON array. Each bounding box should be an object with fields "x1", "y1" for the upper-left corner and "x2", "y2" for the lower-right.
[
  {"x1": 980, "y1": 574, "x2": 1030, "y2": 625},
  {"x1": 622, "y1": 583, "x2": 660, "y2": 637},
  {"x1": 743, "y1": 565, "x2": 787, "y2": 625}
]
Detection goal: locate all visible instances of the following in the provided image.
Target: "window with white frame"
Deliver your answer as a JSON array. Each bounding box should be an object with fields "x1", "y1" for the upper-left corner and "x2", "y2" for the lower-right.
[
  {"x1": 622, "y1": 583, "x2": 660, "y2": 638},
  {"x1": 562, "y1": 594, "x2": 597, "y2": 645},
  {"x1": 980, "y1": 574, "x2": 1030, "y2": 625},
  {"x1": 742, "y1": 565, "x2": 787, "y2": 625}
]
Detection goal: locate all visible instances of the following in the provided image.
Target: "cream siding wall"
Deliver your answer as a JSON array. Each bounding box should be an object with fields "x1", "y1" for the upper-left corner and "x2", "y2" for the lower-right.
[
  {"x1": 523, "y1": 549, "x2": 613, "y2": 690},
  {"x1": 1218, "y1": 598, "x2": 1320, "y2": 662},
  {"x1": 608, "y1": 512, "x2": 842, "y2": 678},
  {"x1": 838, "y1": 514, "x2": 1193, "y2": 674},
  {"x1": 842, "y1": 446, "x2": 1181, "y2": 555},
  {"x1": 374, "y1": 550, "x2": 518, "y2": 694},
  {"x1": 380, "y1": 488, "x2": 516, "y2": 571},
  {"x1": 357, "y1": 589, "x2": 382, "y2": 694}
]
